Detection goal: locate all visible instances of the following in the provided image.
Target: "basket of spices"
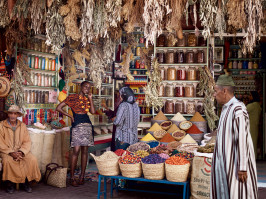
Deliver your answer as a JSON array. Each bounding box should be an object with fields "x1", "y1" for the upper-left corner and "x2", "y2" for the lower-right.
[
  {"x1": 179, "y1": 121, "x2": 193, "y2": 131},
  {"x1": 153, "y1": 130, "x2": 167, "y2": 140},
  {"x1": 146, "y1": 140, "x2": 160, "y2": 148},
  {"x1": 119, "y1": 154, "x2": 142, "y2": 178},
  {"x1": 159, "y1": 133, "x2": 176, "y2": 145},
  {"x1": 90, "y1": 151, "x2": 120, "y2": 176},
  {"x1": 171, "y1": 112, "x2": 186, "y2": 127},
  {"x1": 165, "y1": 156, "x2": 190, "y2": 182},
  {"x1": 172, "y1": 130, "x2": 186, "y2": 141},
  {"x1": 141, "y1": 154, "x2": 165, "y2": 180},
  {"x1": 127, "y1": 142, "x2": 150, "y2": 153},
  {"x1": 167, "y1": 141, "x2": 182, "y2": 150},
  {"x1": 147, "y1": 123, "x2": 163, "y2": 135},
  {"x1": 160, "y1": 121, "x2": 173, "y2": 131}
]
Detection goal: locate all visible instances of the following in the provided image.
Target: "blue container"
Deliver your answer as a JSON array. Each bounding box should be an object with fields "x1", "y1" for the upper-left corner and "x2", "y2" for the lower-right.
[
  {"x1": 28, "y1": 56, "x2": 31, "y2": 68},
  {"x1": 242, "y1": 61, "x2": 248, "y2": 69},
  {"x1": 42, "y1": 58, "x2": 46, "y2": 70}
]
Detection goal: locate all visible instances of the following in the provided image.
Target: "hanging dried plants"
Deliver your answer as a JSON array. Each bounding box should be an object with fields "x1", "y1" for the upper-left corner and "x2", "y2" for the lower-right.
[
  {"x1": 0, "y1": 0, "x2": 10, "y2": 28},
  {"x1": 143, "y1": 0, "x2": 172, "y2": 46},
  {"x1": 80, "y1": 0, "x2": 95, "y2": 46},
  {"x1": 46, "y1": 1, "x2": 66, "y2": 52},
  {"x1": 166, "y1": 0, "x2": 187, "y2": 39},
  {"x1": 124, "y1": 0, "x2": 145, "y2": 33},
  {"x1": 93, "y1": 0, "x2": 108, "y2": 40},
  {"x1": 59, "y1": 0, "x2": 81, "y2": 41},
  {"x1": 215, "y1": 0, "x2": 226, "y2": 39},
  {"x1": 198, "y1": 66, "x2": 219, "y2": 131},
  {"x1": 11, "y1": 0, "x2": 30, "y2": 21},
  {"x1": 226, "y1": 0, "x2": 247, "y2": 32},
  {"x1": 199, "y1": 0, "x2": 218, "y2": 39},
  {"x1": 143, "y1": 58, "x2": 164, "y2": 111},
  {"x1": 30, "y1": 0, "x2": 46, "y2": 34},
  {"x1": 11, "y1": 55, "x2": 33, "y2": 112},
  {"x1": 242, "y1": 0, "x2": 263, "y2": 54},
  {"x1": 105, "y1": 0, "x2": 122, "y2": 28}
]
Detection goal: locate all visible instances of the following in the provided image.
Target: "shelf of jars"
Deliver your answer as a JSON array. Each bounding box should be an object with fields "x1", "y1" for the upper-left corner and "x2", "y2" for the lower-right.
[
  {"x1": 24, "y1": 103, "x2": 57, "y2": 109},
  {"x1": 227, "y1": 58, "x2": 261, "y2": 61},
  {"x1": 154, "y1": 31, "x2": 209, "y2": 117},
  {"x1": 18, "y1": 48, "x2": 57, "y2": 57}
]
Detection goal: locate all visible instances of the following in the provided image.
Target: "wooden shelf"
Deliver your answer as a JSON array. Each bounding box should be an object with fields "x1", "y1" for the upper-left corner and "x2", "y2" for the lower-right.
[
  {"x1": 30, "y1": 68, "x2": 57, "y2": 73},
  {"x1": 159, "y1": 63, "x2": 207, "y2": 66},
  {"x1": 155, "y1": 46, "x2": 207, "y2": 49},
  {"x1": 159, "y1": 97, "x2": 204, "y2": 100},
  {"x1": 25, "y1": 103, "x2": 57, "y2": 109},
  {"x1": 23, "y1": 85, "x2": 57, "y2": 90},
  {"x1": 19, "y1": 48, "x2": 57, "y2": 57}
]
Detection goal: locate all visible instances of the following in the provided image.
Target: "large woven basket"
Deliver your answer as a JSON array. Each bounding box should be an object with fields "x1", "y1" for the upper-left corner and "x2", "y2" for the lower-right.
[
  {"x1": 119, "y1": 162, "x2": 142, "y2": 178},
  {"x1": 90, "y1": 153, "x2": 120, "y2": 176},
  {"x1": 165, "y1": 163, "x2": 190, "y2": 182},
  {"x1": 191, "y1": 121, "x2": 207, "y2": 133},
  {"x1": 141, "y1": 162, "x2": 165, "y2": 180}
]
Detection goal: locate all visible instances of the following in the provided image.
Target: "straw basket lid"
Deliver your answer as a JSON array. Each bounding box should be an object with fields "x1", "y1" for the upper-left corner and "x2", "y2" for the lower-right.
[{"x1": 0, "y1": 76, "x2": 10, "y2": 97}]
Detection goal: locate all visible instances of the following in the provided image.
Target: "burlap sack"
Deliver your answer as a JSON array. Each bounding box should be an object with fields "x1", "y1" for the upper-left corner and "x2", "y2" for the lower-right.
[
  {"x1": 41, "y1": 132, "x2": 55, "y2": 174},
  {"x1": 61, "y1": 130, "x2": 71, "y2": 168},
  {"x1": 52, "y1": 132, "x2": 63, "y2": 165},
  {"x1": 190, "y1": 156, "x2": 212, "y2": 199},
  {"x1": 29, "y1": 131, "x2": 44, "y2": 168}
]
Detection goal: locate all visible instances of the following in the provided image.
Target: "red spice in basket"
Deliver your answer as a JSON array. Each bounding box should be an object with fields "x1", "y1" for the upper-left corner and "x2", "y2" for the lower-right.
[
  {"x1": 186, "y1": 124, "x2": 201, "y2": 134},
  {"x1": 165, "y1": 156, "x2": 190, "y2": 165},
  {"x1": 160, "y1": 133, "x2": 176, "y2": 143}
]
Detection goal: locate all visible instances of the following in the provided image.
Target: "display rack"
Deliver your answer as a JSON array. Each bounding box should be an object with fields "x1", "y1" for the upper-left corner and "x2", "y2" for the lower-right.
[{"x1": 153, "y1": 31, "x2": 209, "y2": 119}]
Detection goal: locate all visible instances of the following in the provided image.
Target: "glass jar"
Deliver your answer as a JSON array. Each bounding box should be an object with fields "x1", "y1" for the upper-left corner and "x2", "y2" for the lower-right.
[
  {"x1": 175, "y1": 84, "x2": 185, "y2": 97},
  {"x1": 186, "y1": 101, "x2": 195, "y2": 114},
  {"x1": 233, "y1": 61, "x2": 238, "y2": 69},
  {"x1": 228, "y1": 61, "x2": 233, "y2": 69},
  {"x1": 248, "y1": 61, "x2": 253, "y2": 69},
  {"x1": 157, "y1": 50, "x2": 165, "y2": 63},
  {"x1": 177, "y1": 50, "x2": 185, "y2": 63},
  {"x1": 158, "y1": 85, "x2": 165, "y2": 97},
  {"x1": 165, "y1": 99, "x2": 175, "y2": 114},
  {"x1": 165, "y1": 84, "x2": 175, "y2": 97},
  {"x1": 242, "y1": 61, "x2": 248, "y2": 69},
  {"x1": 177, "y1": 67, "x2": 186, "y2": 80},
  {"x1": 237, "y1": 61, "x2": 242, "y2": 69},
  {"x1": 197, "y1": 50, "x2": 204, "y2": 63},
  {"x1": 177, "y1": 37, "x2": 186, "y2": 47},
  {"x1": 31, "y1": 90, "x2": 35, "y2": 104},
  {"x1": 187, "y1": 33, "x2": 197, "y2": 47},
  {"x1": 45, "y1": 91, "x2": 49, "y2": 104},
  {"x1": 166, "y1": 34, "x2": 176, "y2": 47},
  {"x1": 185, "y1": 84, "x2": 194, "y2": 97},
  {"x1": 175, "y1": 100, "x2": 184, "y2": 114},
  {"x1": 187, "y1": 67, "x2": 197, "y2": 80},
  {"x1": 196, "y1": 101, "x2": 204, "y2": 114},
  {"x1": 160, "y1": 68, "x2": 166, "y2": 80},
  {"x1": 165, "y1": 50, "x2": 174, "y2": 64},
  {"x1": 157, "y1": 34, "x2": 165, "y2": 47},
  {"x1": 24, "y1": 90, "x2": 28, "y2": 104},
  {"x1": 45, "y1": 74, "x2": 49, "y2": 87},
  {"x1": 41, "y1": 73, "x2": 45, "y2": 87},
  {"x1": 238, "y1": 49, "x2": 242, "y2": 58},
  {"x1": 37, "y1": 73, "x2": 42, "y2": 86},
  {"x1": 167, "y1": 67, "x2": 176, "y2": 81},
  {"x1": 186, "y1": 50, "x2": 194, "y2": 63},
  {"x1": 253, "y1": 62, "x2": 258, "y2": 69},
  {"x1": 28, "y1": 90, "x2": 32, "y2": 104}
]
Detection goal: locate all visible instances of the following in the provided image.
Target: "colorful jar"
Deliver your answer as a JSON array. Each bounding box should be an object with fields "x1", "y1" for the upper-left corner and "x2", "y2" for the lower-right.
[
  {"x1": 175, "y1": 84, "x2": 185, "y2": 97},
  {"x1": 185, "y1": 84, "x2": 194, "y2": 97},
  {"x1": 186, "y1": 50, "x2": 194, "y2": 63},
  {"x1": 175, "y1": 100, "x2": 184, "y2": 114},
  {"x1": 165, "y1": 84, "x2": 175, "y2": 97},
  {"x1": 177, "y1": 50, "x2": 185, "y2": 63},
  {"x1": 197, "y1": 50, "x2": 204, "y2": 63},
  {"x1": 157, "y1": 50, "x2": 165, "y2": 63},
  {"x1": 187, "y1": 33, "x2": 197, "y2": 47},
  {"x1": 187, "y1": 67, "x2": 197, "y2": 81},
  {"x1": 165, "y1": 99, "x2": 175, "y2": 114},
  {"x1": 177, "y1": 67, "x2": 186, "y2": 80},
  {"x1": 165, "y1": 50, "x2": 175, "y2": 64},
  {"x1": 186, "y1": 101, "x2": 195, "y2": 114},
  {"x1": 157, "y1": 34, "x2": 165, "y2": 47},
  {"x1": 167, "y1": 67, "x2": 177, "y2": 81}
]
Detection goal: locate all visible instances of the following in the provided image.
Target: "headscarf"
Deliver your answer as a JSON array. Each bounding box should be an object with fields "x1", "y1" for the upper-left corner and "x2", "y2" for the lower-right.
[{"x1": 119, "y1": 87, "x2": 136, "y2": 104}]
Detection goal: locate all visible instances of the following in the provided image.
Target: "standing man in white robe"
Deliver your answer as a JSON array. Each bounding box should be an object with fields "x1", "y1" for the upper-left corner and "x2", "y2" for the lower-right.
[{"x1": 211, "y1": 75, "x2": 258, "y2": 199}]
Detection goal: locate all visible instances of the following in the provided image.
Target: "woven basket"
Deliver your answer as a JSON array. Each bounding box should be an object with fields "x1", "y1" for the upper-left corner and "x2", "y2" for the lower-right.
[
  {"x1": 119, "y1": 162, "x2": 142, "y2": 178},
  {"x1": 153, "y1": 130, "x2": 167, "y2": 139},
  {"x1": 191, "y1": 121, "x2": 207, "y2": 133},
  {"x1": 90, "y1": 153, "x2": 120, "y2": 176},
  {"x1": 167, "y1": 141, "x2": 182, "y2": 150},
  {"x1": 146, "y1": 140, "x2": 160, "y2": 148},
  {"x1": 127, "y1": 143, "x2": 150, "y2": 153},
  {"x1": 172, "y1": 130, "x2": 186, "y2": 141},
  {"x1": 165, "y1": 163, "x2": 190, "y2": 182},
  {"x1": 160, "y1": 121, "x2": 173, "y2": 131},
  {"x1": 179, "y1": 121, "x2": 193, "y2": 131},
  {"x1": 141, "y1": 162, "x2": 165, "y2": 180}
]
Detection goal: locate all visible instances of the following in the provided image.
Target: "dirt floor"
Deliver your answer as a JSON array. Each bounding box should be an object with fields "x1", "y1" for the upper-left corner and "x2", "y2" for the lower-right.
[{"x1": 0, "y1": 181, "x2": 265, "y2": 199}]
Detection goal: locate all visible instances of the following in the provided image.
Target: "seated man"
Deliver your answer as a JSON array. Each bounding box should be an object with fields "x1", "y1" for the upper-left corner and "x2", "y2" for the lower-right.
[{"x1": 0, "y1": 105, "x2": 41, "y2": 194}]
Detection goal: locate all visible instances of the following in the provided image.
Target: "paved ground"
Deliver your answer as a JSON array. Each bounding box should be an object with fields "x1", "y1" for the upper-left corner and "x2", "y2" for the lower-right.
[{"x1": 0, "y1": 181, "x2": 266, "y2": 199}]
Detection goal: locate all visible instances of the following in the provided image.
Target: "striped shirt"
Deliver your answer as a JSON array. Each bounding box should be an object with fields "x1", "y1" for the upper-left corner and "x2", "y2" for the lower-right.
[{"x1": 211, "y1": 97, "x2": 258, "y2": 199}]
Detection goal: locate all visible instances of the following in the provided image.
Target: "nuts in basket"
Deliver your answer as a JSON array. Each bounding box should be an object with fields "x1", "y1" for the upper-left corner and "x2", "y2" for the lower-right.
[
  {"x1": 179, "y1": 121, "x2": 192, "y2": 131},
  {"x1": 172, "y1": 130, "x2": 186, "y2": 141},
  {"x1": 160, "y1": 121, "x2": 173, "y2": 130},
  {"x1": 153, "y1": 130, "x2": 167, "y2": 139}
]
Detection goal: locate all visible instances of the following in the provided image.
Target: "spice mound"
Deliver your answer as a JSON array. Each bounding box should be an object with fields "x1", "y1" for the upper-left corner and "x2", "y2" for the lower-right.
[
  {"x1": 167, "y1": 124, "x2": 180, "y2": 133},
  {"x1": 160, "y1": 133, "x2": 176, "y2": 143},
  {"x1": 119, "y1": 154, "x2": 141, "y2": 164},
  {"x1": 153, "y1": 111, "x2": 168, "y2": 121},
  {"x1": 127, "y1": 142, "x2": 150, "y2": 153},
  {"x1": 180, "y1": 134, "x2": 197, "y2": 144},
  {"x1": 165, "y1": 156, "x2": 190, "y2": 165},
  {"x1": 148, "y1": 123, "x2": 162, "y2": 132},
  {"x1": 159, "y1": 153, "x2": 170, "y2": 160},
  {"x1": 114, "y1": 149, "x2": 130, "y2": 156},
  {"x1": 190, "y1": 112, "x2": 205, "y2": 122},
  {"x1": 147, "y1": 140, "x2": 160, "y2": 148},
  {"x1": 171, "y1": 112, "x2": 186, "y2": 122},
  {"x1": 141, "y1": 133, "x2": 156, "y2": 142},
  {"x1": 186, "y1": 124, "x2": 202, "y2": 134},
  {"x1": 142, "y1": 154, "x2": 165, "y2": 164},
  {"x1": 135, "y1": 150, "x2": 150, "y2": 158}
]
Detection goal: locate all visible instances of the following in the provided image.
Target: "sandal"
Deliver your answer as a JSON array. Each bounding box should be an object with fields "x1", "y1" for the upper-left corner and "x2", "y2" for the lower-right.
[
  {"x1": 78, "y1": 177, "x2": 85, "y2": 185},
  {"x1": 70, "y1": 178, "x2": 78, "y2": 187}
]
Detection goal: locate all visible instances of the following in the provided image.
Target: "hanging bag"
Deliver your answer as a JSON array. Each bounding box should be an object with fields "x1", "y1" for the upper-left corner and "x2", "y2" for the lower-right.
[{"x1": 44, "y1": 163, "x2": 67, "y2": 188}]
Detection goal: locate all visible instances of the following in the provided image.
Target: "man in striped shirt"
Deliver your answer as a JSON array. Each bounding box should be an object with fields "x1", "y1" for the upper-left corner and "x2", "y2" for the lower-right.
[{"x1": 211, "y1": 75, "x2": 258, "y2": 199}]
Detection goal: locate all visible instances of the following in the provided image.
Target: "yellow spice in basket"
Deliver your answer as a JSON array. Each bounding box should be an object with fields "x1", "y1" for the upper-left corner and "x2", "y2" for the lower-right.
[
  {"x1": 167, "y1": 124, "x2": 180, "y2": 133},
  {"x1": 190, "y1": 112, "x2": 205, "y2": 122},
  {"x1": 141, "y1": 133, "x2": 156, "y2": 141},
  {"x1": 148, "y1": 123, "x2": 162, "y2": 132},
  {"x1": 153, "y1": 111, "x2": 168, "y2": 121}
]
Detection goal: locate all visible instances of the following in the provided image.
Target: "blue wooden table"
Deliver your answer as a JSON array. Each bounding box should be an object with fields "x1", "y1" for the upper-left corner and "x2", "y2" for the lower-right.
[{"x1": 97, "y1": 175, "x2": 190, "y2": 199}]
